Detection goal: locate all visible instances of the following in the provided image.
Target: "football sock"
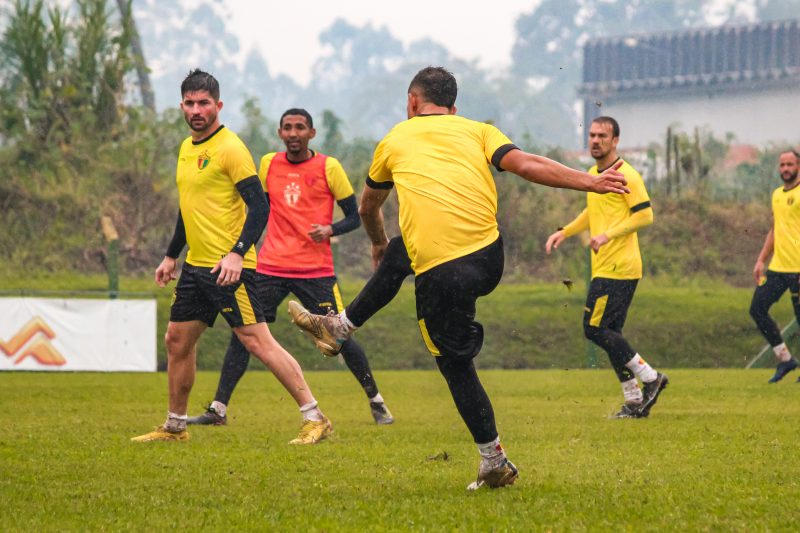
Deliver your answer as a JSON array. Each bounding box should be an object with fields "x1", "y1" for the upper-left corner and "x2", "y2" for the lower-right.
[
  {"x1": 214, "y1": 334, "x2": 250, "y2": 405},
  {"x1": 625, "y1": 353, "x2": 658, "y2": 383},
  {"x1": 340, "y1": 339, "x2": 379, "y2": 398},
  {"x1": 300, "y1": 400, "x2": 324, "y2": 422},
  {"x1": 210, "y1": 401, "x2": 227, "y2": 417},
  {"x1": 369, "y1": 392, "x2": 385, "y2": 404},
  {"x1": 339, "y1": 310, "x2": 357, "y2": 332},
  {"x1": 621, "y1": 378, "x2": 643, "y2": 403},
  {"x1": 773, "y1": 342, "x2": 792, "y2": 362},
  {"x1": 165, "y1": 412, "x2": 188, "y2": 432},
  {"x1": 477, "y1": 437, "x2": 506, "y2": 468}
]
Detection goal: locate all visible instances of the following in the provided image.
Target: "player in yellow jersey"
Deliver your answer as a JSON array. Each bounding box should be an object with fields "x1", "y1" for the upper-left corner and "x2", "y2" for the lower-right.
[
  {"x1": 750, "y1": 149, "x2": 800, "y2": 383},
  {"x1": 132, "y1": 70, "x2": 331, "y2": 444},
  {"x1": 288, "y1": 67, "x2": 630, "y2": 490},
  {"x1": 546, "y1": 116, "x2": 667, "y2": 419},
  {"x1": 187, "y1": 108, "x2": 392, "y2": 427}
]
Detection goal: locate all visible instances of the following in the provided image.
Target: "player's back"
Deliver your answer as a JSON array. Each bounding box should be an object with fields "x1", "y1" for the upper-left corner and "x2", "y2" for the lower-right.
[{"x1": 370, "y1": 115, "x2": 512, "y2": 273}]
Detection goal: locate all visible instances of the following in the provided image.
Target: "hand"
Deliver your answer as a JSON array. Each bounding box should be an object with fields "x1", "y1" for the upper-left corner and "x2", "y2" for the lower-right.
[
  {"x1": 545, "y1": 230, "x2": 566, "y2": 254},
  {"x1": 154, "y1": 256, "x2": 177, "y2": 288},
  {"x1": 753, "y1": 260, "x2": 766, "y2": 285},
  {"x1": 590, "y1": 233, "x2": 609, "y2": 253},
  {"x1": 308, "y1": 224, "x2": 334, "y2": 243},
  {"x1": 212, "y1": 253, "x2": 244, "y2": 286},
  {"x1": 370, "y1": 239, "x2": 389, "y2": 270},
  {"x1": 589, "y1": 160, "x2": 629, "y2": 194}
]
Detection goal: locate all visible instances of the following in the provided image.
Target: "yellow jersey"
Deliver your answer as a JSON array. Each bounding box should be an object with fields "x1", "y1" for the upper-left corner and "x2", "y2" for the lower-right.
[
  {"x1": 585, "y1": 160, "x2": 650, "y2": 279},
  {"x1": 368, "y1": 114, "x2": 514, "y2": 274},
  {"x1": 176, "y1": 126, "x2": 258, "y2": 269},
  {"x1": 769, "y1": 184, "x2": 800, "y2": 272}
]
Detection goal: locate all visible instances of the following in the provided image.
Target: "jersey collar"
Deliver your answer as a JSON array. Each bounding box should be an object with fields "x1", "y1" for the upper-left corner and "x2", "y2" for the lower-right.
[{"x1": 191, "y1": 125, "x2": 225, "y2": 145}]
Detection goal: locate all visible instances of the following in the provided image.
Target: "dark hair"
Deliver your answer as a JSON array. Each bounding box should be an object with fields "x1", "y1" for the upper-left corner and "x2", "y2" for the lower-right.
[
  {"x1": 408, "y1": 66, "x2": 457, "y2": 108},
  {"x1": 779, "y1": 148, "x2": 800, "y2": 162},
  {"x1": 280, "y1": 108, "x2": 313, "y2": 128},
  {"x1": 180, "y1": 69, "x2": 220, "y2": 100},
  {"x1": 592, "y1": 116, "x2": 620, "y2": 138}
]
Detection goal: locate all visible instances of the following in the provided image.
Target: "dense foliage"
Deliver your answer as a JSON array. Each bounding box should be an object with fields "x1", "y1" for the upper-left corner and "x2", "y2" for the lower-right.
[{"x1": 0, "y1": 0, "x2": 790, "y2": 285}]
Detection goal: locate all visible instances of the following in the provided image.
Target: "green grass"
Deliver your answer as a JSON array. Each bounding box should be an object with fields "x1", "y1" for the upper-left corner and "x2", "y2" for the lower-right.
[
  {"x1": 1, "y1": 369, "x2": 798, "y2": 531},
  {"x1": 1, "y1": 272, "x2": 795, "y2": 370}
]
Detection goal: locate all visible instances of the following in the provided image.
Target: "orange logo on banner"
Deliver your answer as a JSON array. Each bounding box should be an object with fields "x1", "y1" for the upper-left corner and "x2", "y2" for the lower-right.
[{"x1": 0, "y1": 317, "x2": 66, "y2": 366}]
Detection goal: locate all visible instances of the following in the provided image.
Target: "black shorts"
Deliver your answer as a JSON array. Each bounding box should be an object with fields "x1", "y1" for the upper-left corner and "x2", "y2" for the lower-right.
[
  {"x1": 254, "y1": 273, "x2": 344, "y2": 322},
  {"x1": 170, "y1": 264, "x2": 264, "y2": 328},
  {"x1": 583, "y1": 277, "x2": 638, "y2": 331},
  {"x1": 414, "y1": 237, "x2": 504, "y2": 359}
]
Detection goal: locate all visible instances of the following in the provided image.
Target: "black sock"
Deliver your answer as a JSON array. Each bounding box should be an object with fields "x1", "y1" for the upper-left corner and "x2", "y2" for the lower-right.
[
  {"x1": 340, "y1": 338, "x2": 379, "y2": 399},
  {"x1": 214, "y1": 333, "x2": 251, "y2": 406}
]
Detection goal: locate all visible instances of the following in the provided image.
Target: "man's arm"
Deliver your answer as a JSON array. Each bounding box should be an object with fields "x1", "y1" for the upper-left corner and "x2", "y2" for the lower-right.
[
  {"x1": 308, "y1": 195, "x2": 360, "y2": 242},
  {"x1": 498, "y1": 149, "x2": 629, "y2": 194},
  {"x1": 754, "y1": 228, "x2": 774, "y2": 284},
  {"x1": 212, "y1": 176, "x2": 269, "y2": 286},
  {"x1": 155, "y1": 210, "x2": 186, "y2": 287},
  {"x1": 359, "y1": 180, "x2": 392, "y2": 268},
  {"x1": 590, "y1": 205, "x2": 654, "y2": 253},
  {"x1": 545, "y1": 208, "x2": 589, "y2": 255}
]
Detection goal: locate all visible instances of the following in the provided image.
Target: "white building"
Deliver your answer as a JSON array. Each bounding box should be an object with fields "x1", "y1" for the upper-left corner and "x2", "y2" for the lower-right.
[{"x1": 579, "y1": 20, "x2": 800, "y2": 149}]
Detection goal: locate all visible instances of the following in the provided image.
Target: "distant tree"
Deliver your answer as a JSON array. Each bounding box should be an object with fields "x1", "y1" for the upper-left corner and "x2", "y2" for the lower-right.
[
  {"x1": 1, "y1": 0, "x2": 135, "y2": 154},
  {"x1": 319, "y1": 109, "x2": 345, "y2": 155},
  {"x1": 115, "y1": 0, "x2": 154, "y2": 112},
  {"x1": 238, "y1": 96, "x2": 281, "y2": 161}
]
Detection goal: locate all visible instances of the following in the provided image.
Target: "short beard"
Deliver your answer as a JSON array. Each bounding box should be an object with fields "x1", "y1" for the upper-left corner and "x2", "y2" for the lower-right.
[
  {"x1": 781, "y1": 171, "x2": 798, "y2": 183},
  {"x1": 185, "y1": 113, "x2": 216, "y2": 133}
]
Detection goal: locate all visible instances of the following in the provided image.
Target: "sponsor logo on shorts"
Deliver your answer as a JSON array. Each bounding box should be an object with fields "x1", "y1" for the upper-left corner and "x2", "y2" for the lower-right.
[
  {"x1": 0, "y1": 317, "x2": 66, "y2": 366},
  {"x1": 222, "y1": 307, "x2": 233, "y2": 313}
]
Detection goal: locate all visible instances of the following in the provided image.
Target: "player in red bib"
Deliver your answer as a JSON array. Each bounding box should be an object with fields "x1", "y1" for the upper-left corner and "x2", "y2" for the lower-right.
[{"x1": 189, "y1": 108, "x2": 393, "y2": 426}]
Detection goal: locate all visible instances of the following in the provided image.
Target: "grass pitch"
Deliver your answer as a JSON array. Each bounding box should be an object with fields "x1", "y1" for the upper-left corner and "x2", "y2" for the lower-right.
[{"x1": 1, "y1": 368, "x2": 798, "y2": 531}]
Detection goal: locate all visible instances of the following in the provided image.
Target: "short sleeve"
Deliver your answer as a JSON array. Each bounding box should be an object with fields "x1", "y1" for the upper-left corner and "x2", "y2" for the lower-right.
[
  {"x1": 622, "y1": 164, "x2": 650, "y2": 210},
  {"x1": 482, "y1": 124, "x2": 514, "y2": 165},
  {"x1": 325, "y1": 157, "x2": 355, "y2": 200},
  {"x1": 221, "y1": 137, "x2": 257, "y2": 185},
  {"x1": 367, "y1": 136, "x2": 393, "y2": 184},
  {"x1": 258, "y1": 153, "x2": 277, "y2": 192}
]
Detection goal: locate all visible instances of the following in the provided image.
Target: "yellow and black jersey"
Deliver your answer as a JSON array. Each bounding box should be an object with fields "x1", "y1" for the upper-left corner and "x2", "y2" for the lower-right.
[
  {"x1": 583, "y1": 160, "x2": 650, "y2": 279},
  {"x1": 770, "y1": 184, "x2": 800, "y2": 272},
  {"x1": 368, "y1": 114, "x2": 515, "y2": 274},
  {"x1": 176, "y1": 126, "x2": 258, "y2": 269}
]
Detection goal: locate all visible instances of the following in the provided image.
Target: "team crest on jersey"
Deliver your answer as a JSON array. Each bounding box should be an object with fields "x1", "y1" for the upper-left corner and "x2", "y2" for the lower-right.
[
  {"x1": 197, "y1": 150, "x2": 211, "y2": 170},
  {"x1": 788, "y1": 197, "x2": 795, "y2": 206},
  {"x1": 284, "y1": 182, "x2": 301, "y2": 206}
]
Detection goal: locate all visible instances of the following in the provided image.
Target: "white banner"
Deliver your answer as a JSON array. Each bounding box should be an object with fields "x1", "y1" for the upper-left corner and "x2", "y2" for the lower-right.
[{"x1": 0, "y1": 297, "x2": 156, "y2": 372}]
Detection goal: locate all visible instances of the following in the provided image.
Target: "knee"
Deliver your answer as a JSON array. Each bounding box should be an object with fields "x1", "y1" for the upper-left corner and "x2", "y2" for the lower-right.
[
  {"x1": 583, "y1": 323, "x2": 601, "y2": 342},
  {"x1": 236, "y1": 325, "x2": 279, "y2": 359},
  {"x1": 164, "y1": 329, "x2": 187, "y2": 358},
  {"x1": 749, "y1": 300, "x2": 766, "y2": 320}
]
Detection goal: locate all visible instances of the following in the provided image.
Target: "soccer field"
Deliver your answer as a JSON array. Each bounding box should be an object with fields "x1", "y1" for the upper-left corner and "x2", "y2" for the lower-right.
[{"x1": 1, "y1": 369, "x2": 798, "y2": 531}]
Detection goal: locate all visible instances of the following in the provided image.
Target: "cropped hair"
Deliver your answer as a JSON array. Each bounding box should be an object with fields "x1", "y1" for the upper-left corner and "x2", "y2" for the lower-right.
[
  {"x1": 780, "y1": 148, "x2": 800, "y2": 162},
  {"x1": 592, "y1": 116, "x2": 620, "y2": 138},
  {"x1": 180, "y1": 69, "x2": 220, "y2": 100},
  {"x1": 408, "y1": 66, "x2": 457, "y2": 108},
  {"x1": 280, "y1": 108, "x2": 314, "y2": 128}
]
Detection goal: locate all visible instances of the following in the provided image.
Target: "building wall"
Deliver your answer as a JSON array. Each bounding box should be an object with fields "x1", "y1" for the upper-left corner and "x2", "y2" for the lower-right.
[{"x1": 590, "y1": 85, "x2": 800, "y2": 149}]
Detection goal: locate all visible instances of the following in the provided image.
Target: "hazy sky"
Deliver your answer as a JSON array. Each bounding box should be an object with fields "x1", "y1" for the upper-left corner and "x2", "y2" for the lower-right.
[{"x1": 226, "y1": 0, "x2": 541, "y2": 85}]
